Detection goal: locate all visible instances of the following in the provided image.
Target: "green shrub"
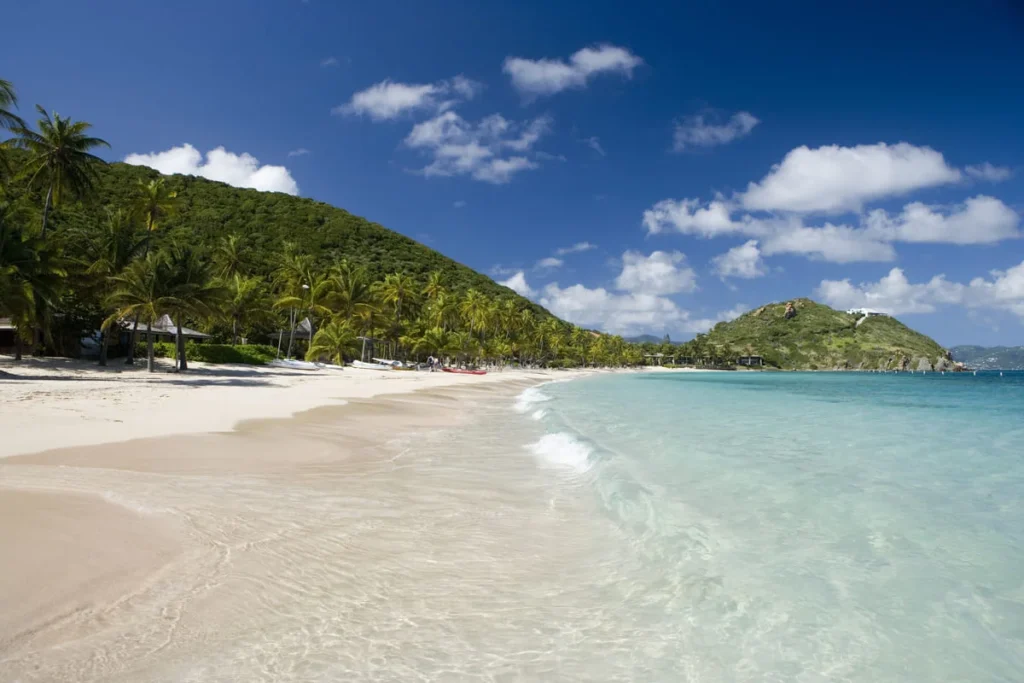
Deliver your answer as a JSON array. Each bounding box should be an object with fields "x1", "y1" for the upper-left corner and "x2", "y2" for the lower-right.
[{"x1": 133, "y1": 341, "x2": 277, "y2": 365}]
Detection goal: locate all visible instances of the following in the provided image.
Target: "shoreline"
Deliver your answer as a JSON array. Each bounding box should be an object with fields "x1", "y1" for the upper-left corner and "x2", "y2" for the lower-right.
[
  {"x1": 0, "y1": 355, "x2": 597, "y2": 459},
  {"x1": 0, "y1": 373, "x2": 571, "y2": 678}
]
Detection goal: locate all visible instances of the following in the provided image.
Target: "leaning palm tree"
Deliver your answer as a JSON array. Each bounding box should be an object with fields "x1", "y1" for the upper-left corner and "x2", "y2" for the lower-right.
[
  {"x1": 374, "y1": 272, "x2": 419, "y2": 328},
  {"x1": 273, "y1": 248, "x2": 316, "y2": 358},
  {"x1": 423, "y1": 270, "x2": 446, "y2": 301},
  {"x1": 9, "y1": 106, "x2": 109, "y2": 236},
  {"x1": 306, "y1": 318, "x2": 359, "y2": 365},
  {"x1": 87, "y1": 209, "x2": 147, "y2": 365}
]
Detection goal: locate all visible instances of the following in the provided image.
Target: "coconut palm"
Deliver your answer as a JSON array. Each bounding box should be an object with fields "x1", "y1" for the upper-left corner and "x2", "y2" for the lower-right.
[
  {"x1": 9, "y1": 106, "x2": 109, "y2": 236},
  {"x1": 326, "y1": 260, "x2": 373, "y2": 322},
  {"x1": 0, "y1": 79, "x2": 25, "y2": 173},
  {"x1": 86, "y1": 209, "x2": 147, "y2": 365},
  {"x1": 132, "y1": 178, "x2": 178, "y2": 235},
  {"x1": 273, "y1": 248, "x2": 316, "y2": 358},
  {"x1": 213, "y1": 234, "x2": 249, "y2": 279},
  {"x1": 423, "y1": 270, "x2": 445, "y2": 301},
  {"x1": 374, "y1": 272, "x2": 419, "y2": 327},
  {"x1": 105, "y1": 253, "x2": 171, "y2": 372},
  {"x1": 402, "y1": 326, "x2": 449, "y2": 360},
  {"x1": 162, "y1": 245, "x2": 226, "y2": 371},
  {"x1": 424, "y1": 290, "x2": 458, "y2": 331},
  {"x1": 222, "y1": 274, "x2": 269, "y2": 345},
  {"x1": 306, "y1": 319, "x2": 359, "y2": 365},
  {"x1": 460, "y1": 288, "x2": 492, "y2": 342}
]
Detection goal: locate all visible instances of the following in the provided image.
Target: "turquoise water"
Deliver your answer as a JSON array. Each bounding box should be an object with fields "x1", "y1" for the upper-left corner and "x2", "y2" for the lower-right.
[{"x1": 520, "y1": 371, "x2": 1024, "y2": 681}]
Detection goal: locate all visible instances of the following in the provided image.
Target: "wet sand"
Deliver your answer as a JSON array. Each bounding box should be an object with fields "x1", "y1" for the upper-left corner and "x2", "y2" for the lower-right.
[{"x1": 1, "y1": 375, "x2": 599, "y2": 681}]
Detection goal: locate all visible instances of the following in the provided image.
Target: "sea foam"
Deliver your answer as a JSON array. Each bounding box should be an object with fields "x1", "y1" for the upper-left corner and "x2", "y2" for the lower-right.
[
  {"x1": 526, "y1": 433, "x2": 592, "y2": 472},
  {"x1": 514, "y1": 386, "x2": 552, "y2": 413}
]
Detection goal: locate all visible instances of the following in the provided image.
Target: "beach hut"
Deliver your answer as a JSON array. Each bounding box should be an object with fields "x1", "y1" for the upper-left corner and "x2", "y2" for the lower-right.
[
  {"x1": 130, "y1": 314, "x2": 211, "y2": 345},
  {"x1": 737, "y1": 355, "x2": 764, "y2": 367}
]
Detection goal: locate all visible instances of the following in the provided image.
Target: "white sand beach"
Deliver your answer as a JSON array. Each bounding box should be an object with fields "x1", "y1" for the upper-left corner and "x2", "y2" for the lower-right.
[{"x1": 0, "y1": 356, "x2": 591, "y2": 459}]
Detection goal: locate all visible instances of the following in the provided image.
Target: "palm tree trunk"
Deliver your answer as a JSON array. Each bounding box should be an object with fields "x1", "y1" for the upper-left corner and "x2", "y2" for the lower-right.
[
  {"x1": 232, "y1": 318, "x2": 238, "y2": 346},
  {"x1": 14, "y1": 334, "x2": 22, "y2": 361},
  {"x1": 146, "y1": 331, "x2": 155, "y2": 372},
  {"x1": 175, "y1": 313, "x2": 187, "y2": 371},
  {"x1": 40, "y1": 184, "x2": 53, "y2": 237},
  {"x1": 286, "y1": 308, "x2": 296, "y2": 359},
  {"x1": 125, "y1": 316, "x2": 139, "y2": 365},
  {"x1": 98, "y1": 330, "x2": 109, "y2": 367}
]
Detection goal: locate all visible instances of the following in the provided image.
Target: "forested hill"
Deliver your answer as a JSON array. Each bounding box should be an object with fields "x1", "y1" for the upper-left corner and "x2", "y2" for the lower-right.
[
  {"x1": 50, "y1": 161, "x2": 549, "y2": 316},
  {"x1": 698, "y1": 298, "x2": 952, "y2": 370},
  {"x1": 950, "y1": 346, "x2": 1024, "y2": 370}
]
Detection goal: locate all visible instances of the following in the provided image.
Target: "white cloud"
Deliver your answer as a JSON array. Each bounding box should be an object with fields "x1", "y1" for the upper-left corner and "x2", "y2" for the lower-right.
[
  {"x1": 536, "y1": 257, "x2": 564, "y2": 270},
  {"x1": 503, "y1": 44, "x2": 642, "y2": 97},
  {"x1": 335, "y1": 75, "x2": 481, "y2": 121},
  {"x1": 555, "y1": 241, "x2": 597, "y2": 256},
  {"x1": 712, "y1": 240, "x2": 767, "y2": 279},
  {"x1": 124, "y1": 144, "x2": 299, "y2": 195},
  {"x1": 321, "y1": 57, "x2": 339, "y2": 68},
  {"x1": 499, "y1": 271, "x2": 535, "y2": 297},
  {"x1": 673, "y1": 111, "x2": 759, "y2": 151},
  {"x1": 965, "y1": 163, "x2": 1012, "y2": 182},
  {"x1": 540, "y1": 283, "x2": 686, "y2": 336},
  {"x1": 684, "y1": 304, "x2": 750, "y2": 335},
  {"x1": 643, "y1": 198, "x2": 742, "y2": 237},
  {"x1": 583, "y1": 136, "x2": 606, "y2": 156},
  {"x1": 863, "y1": 195, "x2": 1019, "y2": 244},
  {"x1": 761, "y1": 223, "x2": 895, "y2": 263},
  {"x1": 287, "y1": 148, "x2": 310, "y2": 157},
  {"x1": 615, "y1": 250, "x2": 697, "y2": 295},
  {"x1": 817, "y1": 261, "x2": 1024, "y2": 318},
  {"x1": 741, "y1": 142, "x2": 961, "y2": 214},
  {"x1": 404, "y1": 111, "x2": 550, "y2": 184}
]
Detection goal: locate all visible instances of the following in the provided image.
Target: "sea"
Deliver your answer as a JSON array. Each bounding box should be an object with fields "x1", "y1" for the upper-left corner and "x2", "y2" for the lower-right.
[
  {"x1": 505, "y1": 370, "x2": 1024, "y2": 681},
  {"x1": 6, "y1": 370, "x2": 1024, "y2": 682}
]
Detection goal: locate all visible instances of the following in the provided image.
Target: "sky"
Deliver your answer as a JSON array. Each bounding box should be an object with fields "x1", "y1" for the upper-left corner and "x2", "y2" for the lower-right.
[{"x1": 3, "y1": 0, "x2": 1024, "y2": 345}]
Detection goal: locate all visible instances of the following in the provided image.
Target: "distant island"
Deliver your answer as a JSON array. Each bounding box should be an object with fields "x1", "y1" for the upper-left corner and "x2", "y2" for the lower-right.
[
  {"x1": 950, "y1": 346, "x2": 1024, "y2": 370},
  {"x1": 641, "y1": 299, "x2": 957, "y2": 371}
]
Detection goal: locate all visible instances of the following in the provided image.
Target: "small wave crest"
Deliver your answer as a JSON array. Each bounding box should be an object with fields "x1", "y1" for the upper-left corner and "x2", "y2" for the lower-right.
[
  {"x1": 531, "y1": 409, "x2": 548, "y2": 421},
  {"x1": 526, "y1": 433, "x2": 592, "y2": 472},
  {"x1": 514, "y1": 386, "x2": 552, "y2": 414}
]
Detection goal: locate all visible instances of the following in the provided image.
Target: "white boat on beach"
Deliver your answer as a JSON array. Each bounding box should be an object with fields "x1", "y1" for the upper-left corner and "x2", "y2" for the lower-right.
[
  {"x1": 351, "y1": 359, "x2": 397, "y2": 371},
  {"x1": 269, "y1": 359, "x2": 322, "y2": 371}
]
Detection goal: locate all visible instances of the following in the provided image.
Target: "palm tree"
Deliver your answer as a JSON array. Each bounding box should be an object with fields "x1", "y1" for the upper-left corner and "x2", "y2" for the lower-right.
[
  {"x1": 222, "y1": 274, "x2": 269, "y2": 345},
  {"x1": 123, "y1": 178, "x2": 179, "y2": 365},
  {"x1": 273, "y1": 248, "x2": 315, "y2": 358},
  {"x1": 460, "y1": 289, "x2": 492, "y2": 342},
  {"x1": 163, "y1": 245, "x2": 226, "y2": 371},
  {"x1": 0, "y1": 79, "x2": 25, "y2": 172},
  {"x1": 86, "y1": 209, "x2": 147, "y2": 365},
  {"x1": 105, "y1": 253, "x2": 170, "y2": 372},
  {"x1": 403, "y1": 326, "x2": 449, "y2": 360},
  {"x1": 213, "y1": 234, "x2": 248, "y2": 279},
  {"x1": 326, "y1": 260, "x2": 373, "y2": 322},
  {"x1": 425, "y1": 290, "x2": 458, "y2": 331},
  {"x1": 9, "y1": 106, "x2": 109, "y2": 236},
  {"x1": 423, "y1": 270, "x2": 445, "y2": 301},
  {"x1": 306, "y1": 319, "x2": 359, "y2": 365},
  {"x1": 374, "y1": 272, "x2": 419, "y2": 327}
]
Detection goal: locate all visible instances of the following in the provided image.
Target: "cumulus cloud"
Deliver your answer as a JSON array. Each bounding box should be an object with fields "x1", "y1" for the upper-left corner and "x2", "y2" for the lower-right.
[
  {"x1": 615, "y1": 250, "x2": 697, "y2": 295},
  {"x1": 404, "y1": 111, "x2": 550, "y2": 183},
  {"x1": 711, "y1": 240, "x2": 767, "y2": 279},
  {"x1": 741, "y1": 142, "x2": 961, "y2": 214},
  {"x1": 760, "y1": 224, "x2": 896, "y2": 263},
  {"x1": 673, "y1": 111, "x2": 759, "y2": 151},
  {"x1": 499, "y1": 271, "x2": 536, "y2": 297},
  {"x1": 965, "y1": 162, "x2": 1012, "y2": 182},
  {"x1": 335, "y1": 75, "x2": 481, "y2": 120},
  {"x1": 536, "y1": 256, "x2": 564, "y2": 270},
  {"x1": 643, "y1": 198, "x2": 742, "y2": 237},
  {"x1": 124, "y1": 144, "x2": 299, "y2": 195},
  {"x1": 555, "y1": 241, "x2": 597, "y2": 255},
  {"x1": 540, "y1": 284, "x2": 686, "y2": 336},
  {"x1": 816, "y1": 261, "x2": 1024, "y2": 318},
  {"x1": 863, "y1": 195, "x2": 1019, "y2": 244},
  {"x1": 503, "y1": 44, "x2": 643, "y2": 97}
]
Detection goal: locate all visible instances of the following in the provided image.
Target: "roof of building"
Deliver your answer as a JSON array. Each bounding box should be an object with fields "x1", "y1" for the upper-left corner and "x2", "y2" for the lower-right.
[{"x1": 134, "y1": 314, "x2": 210, "y2": 339}]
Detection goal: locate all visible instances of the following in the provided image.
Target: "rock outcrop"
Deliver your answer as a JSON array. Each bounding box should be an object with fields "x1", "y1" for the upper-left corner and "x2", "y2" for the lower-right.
[{"x1": 915, "y1": 356, "x2": 933, "y2": 372}]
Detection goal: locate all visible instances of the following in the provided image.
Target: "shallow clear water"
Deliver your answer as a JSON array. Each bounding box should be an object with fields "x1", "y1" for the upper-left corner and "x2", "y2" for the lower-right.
[{"x1": 523, "y1": 371, "x2": 1024, "y2": 681}]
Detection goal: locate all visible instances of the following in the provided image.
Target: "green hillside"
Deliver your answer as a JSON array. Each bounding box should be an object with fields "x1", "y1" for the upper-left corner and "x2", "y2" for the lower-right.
[
  {"x1": 49, "y1": 161, "x2": 547, "y2": 315},
  {"x1": 697, "y1": 298, "x2": 952, "y2": 370}
]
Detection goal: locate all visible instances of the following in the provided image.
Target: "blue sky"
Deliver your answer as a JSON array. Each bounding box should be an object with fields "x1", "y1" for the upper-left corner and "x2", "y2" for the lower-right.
[{"x1": 4, "y1": 0, "x2": 1024, "y2": 345}]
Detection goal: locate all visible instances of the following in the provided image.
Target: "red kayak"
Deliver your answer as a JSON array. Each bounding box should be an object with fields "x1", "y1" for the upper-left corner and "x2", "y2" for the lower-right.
[{"x1": 442, "y1": 367, "x2": 487, "y2": 375}]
